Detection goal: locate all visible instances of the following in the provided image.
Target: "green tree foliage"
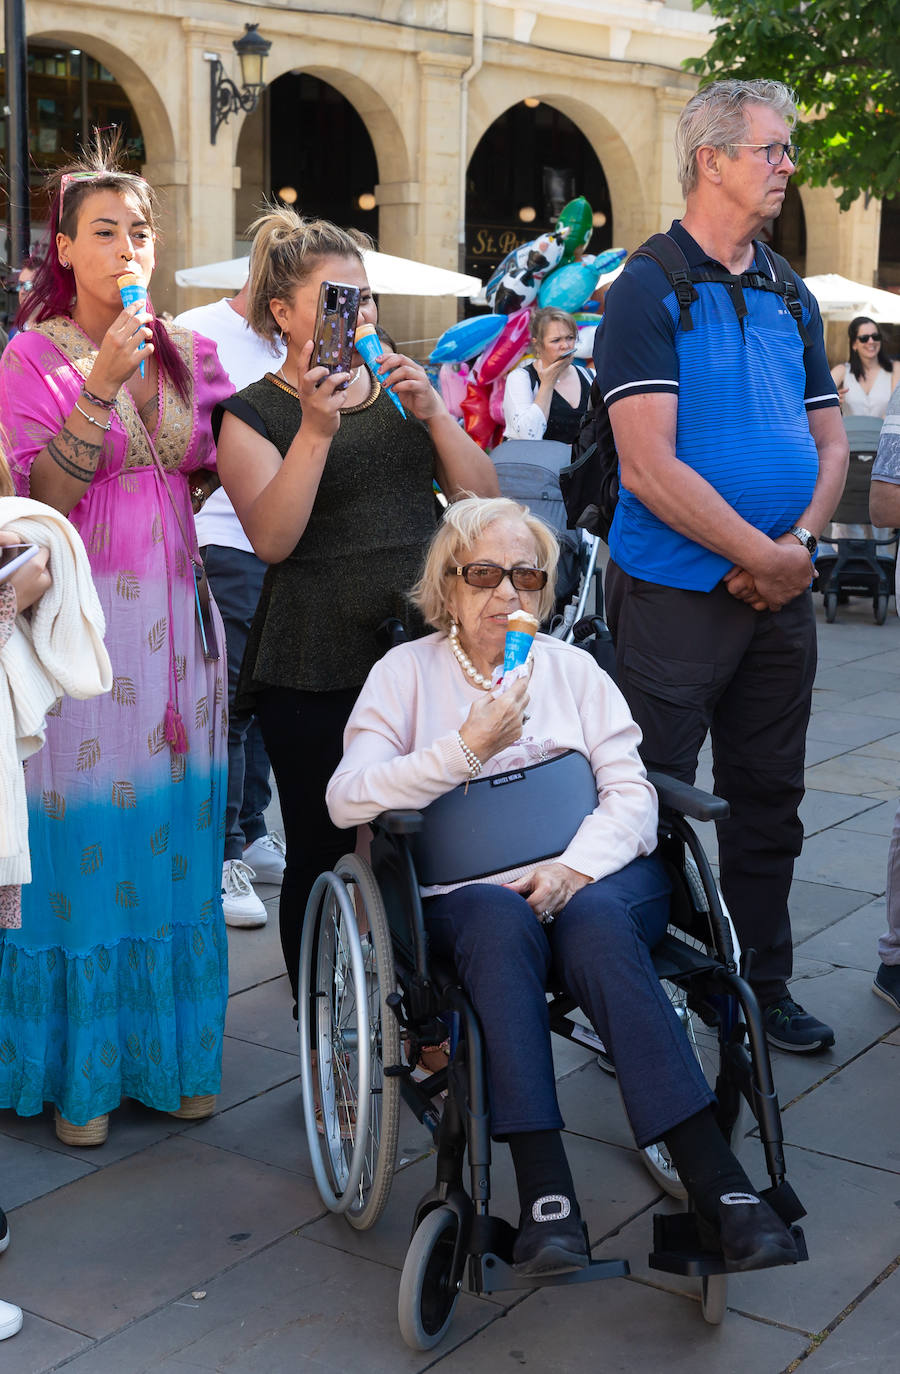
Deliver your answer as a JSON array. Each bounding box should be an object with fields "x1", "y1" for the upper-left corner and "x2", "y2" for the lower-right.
[{"x1": 686, "y1": 0, "x2": 900, "y2": 209}]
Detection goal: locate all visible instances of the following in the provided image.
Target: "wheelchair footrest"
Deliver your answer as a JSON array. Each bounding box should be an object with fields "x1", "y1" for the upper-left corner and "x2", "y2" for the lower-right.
[
  {"x1": 649, "y1": 1212, "x2": 808, "y2": 1277},
  {"x1": 474, "y1": 1252, "x2": 629, "y2": 1294}
]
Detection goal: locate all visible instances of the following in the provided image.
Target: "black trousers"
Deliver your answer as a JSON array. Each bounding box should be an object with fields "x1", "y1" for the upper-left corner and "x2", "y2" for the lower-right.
[
  {"x1": 256, "y1": 684, "x2": 359, "y2": 1001},
  {"x1": 605, "y1": 562, "x2": 817, "y2": 1004}
]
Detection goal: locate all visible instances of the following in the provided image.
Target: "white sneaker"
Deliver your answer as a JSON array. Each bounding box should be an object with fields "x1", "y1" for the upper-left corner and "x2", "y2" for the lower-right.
[
  {"x1": 242, "y1": 833, "x2": 286, "y2": 885},
  {"x1": 222, "y1": 859, "x2": 268, "y2": 928},
  {"x1": 0, "y1": 1299, "x2": 23, "y2": 1341}
]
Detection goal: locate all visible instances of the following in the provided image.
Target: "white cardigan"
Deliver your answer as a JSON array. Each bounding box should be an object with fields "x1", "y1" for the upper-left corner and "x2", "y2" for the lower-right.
[
  {"x1": 0, "y1": 497, "x2": 112, "y2": 884},
  {"x1": 327, "y1": 632, "x2": 658, "y2": 892}
]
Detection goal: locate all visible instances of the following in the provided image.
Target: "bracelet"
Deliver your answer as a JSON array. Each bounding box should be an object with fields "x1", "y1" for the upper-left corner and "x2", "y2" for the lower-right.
[
  {"x1": 81, "y1": 386, "x2": 117, "y2": 410},
  {"x1": 73, "y1": 399, "x2": 112, "y2": 433},
  {"x1": 190, "y1": 484, "x2": 207, "y2": 506},
  {"x1": 456, "y1": 731, "x2": 482, "y2": 778}
]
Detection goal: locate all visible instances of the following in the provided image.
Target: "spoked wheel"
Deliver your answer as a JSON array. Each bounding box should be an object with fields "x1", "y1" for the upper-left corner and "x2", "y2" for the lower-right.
[
  {"x1": 701, "y1": 1273, "x2": 728, "y2": 1324},
  {"x1": 642, "y1": 868, "x2": 746, "y2": 1201},
  {"x1": 398, "y1": 1206, "x2": 461, "y2": 1351},
  {"x1": 298, "y1": 854, "x2": 400, "y2": 1230}
]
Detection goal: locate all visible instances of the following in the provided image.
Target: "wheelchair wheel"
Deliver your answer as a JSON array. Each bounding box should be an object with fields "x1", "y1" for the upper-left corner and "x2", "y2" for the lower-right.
[
  {"x1": 701, "y1": 1273, "x2": 728, "y2": 1325},
  {"x1": 298, "y1": 854, "x2": 400, "y2": 1230},
  {"x1": 398, "y1": 1206, "x2": 461, "y2": 1351}
]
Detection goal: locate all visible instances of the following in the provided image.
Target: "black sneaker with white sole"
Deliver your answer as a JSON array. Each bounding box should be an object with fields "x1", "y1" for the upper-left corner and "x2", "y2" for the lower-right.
[
  {"x1": 873, "y1": 963, "x2": 900, "y2": 1013},
  {"x1": 762, "y1": 996, "x2": 835, "y2": 1053},
  {"x1": 0, "y1": 1206, "x2": 8, "y2": 1253}
]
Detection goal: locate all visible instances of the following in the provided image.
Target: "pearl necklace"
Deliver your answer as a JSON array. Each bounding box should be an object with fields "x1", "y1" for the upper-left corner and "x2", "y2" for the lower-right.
[{"x1": 448, "y1": 624, "x2": 493, "y2": 690}]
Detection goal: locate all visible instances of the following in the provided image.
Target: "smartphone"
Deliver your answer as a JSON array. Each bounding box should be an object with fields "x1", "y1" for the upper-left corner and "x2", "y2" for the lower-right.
[
  {"x1": 0, "y1": 543, "x2": 39, "y2": 583},
  {"x1": 311, "y1": 281, "x2": 362, "y2": 387}
]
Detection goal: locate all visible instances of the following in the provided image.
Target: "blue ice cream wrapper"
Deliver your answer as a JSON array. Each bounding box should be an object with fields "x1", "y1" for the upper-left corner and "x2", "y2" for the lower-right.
[
  {"x1": 118, "y1": 279, "x2": 147, "y2": 378},
  {"x1": 502, "y1": 629, "x2": 535, "y2": 675},
  {"x1": 355, "y1": 328, "x2": 405, "y2": 417}
]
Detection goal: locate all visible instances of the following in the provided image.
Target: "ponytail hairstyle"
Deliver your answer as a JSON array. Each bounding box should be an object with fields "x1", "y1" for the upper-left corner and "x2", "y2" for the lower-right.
[
  {"x1": 245, "y1": 205, "x2": 373, "y2": 344},
  {"x1": 19, "y1": 130, "x2": 190, "y2": 400}
]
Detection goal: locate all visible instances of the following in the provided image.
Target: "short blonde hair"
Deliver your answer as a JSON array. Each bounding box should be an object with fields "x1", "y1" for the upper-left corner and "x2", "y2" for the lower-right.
[
  {"x1": 246, "y1": 205, "x2": 373, "y2": 343},
  {"x1": 411, "y1": 496, "x2": 559, "y2": 632}
]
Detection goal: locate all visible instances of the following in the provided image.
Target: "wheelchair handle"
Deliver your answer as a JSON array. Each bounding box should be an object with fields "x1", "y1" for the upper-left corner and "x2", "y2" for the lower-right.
[{"x1": 648, "y1": 771, "x2": 730, "y2": 823}]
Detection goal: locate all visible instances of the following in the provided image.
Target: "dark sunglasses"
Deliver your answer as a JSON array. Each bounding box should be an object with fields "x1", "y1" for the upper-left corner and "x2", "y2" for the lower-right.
[
  {"x1": 856, "y1": 331, "x2": 882, "y2": 343},
  {"x1": 451, "y1": 562, "x2": 548, "y2": 591}
]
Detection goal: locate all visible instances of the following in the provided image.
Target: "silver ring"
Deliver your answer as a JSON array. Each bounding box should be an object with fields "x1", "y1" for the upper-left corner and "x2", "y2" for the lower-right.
[{"x1": 538, "y1": 909, "x2": 555, "y2": 925}]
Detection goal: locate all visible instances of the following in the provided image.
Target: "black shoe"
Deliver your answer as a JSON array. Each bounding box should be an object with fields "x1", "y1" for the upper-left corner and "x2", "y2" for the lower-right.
[
  {"x1": 873, "y1": 963, "x2": 900, "y2": 1012},
  {"x1": 0, "y1": 1206, "x2": 8, "y2": 1254},
  {"x1": 762, "y1": 996, "x2": 835, "y2": 1053},
  {"x1": 698, "y1": 1193, "x2": 798, "y2": 1273},
  {"x1": 512, "y1": 1195, "x2": 589, "y2": 1276}
]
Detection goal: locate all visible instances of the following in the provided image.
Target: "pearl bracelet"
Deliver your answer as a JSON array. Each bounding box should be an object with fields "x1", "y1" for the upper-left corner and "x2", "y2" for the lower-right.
[{"x1": 456, "y1": 731, "x2": 482, "y2": 778}]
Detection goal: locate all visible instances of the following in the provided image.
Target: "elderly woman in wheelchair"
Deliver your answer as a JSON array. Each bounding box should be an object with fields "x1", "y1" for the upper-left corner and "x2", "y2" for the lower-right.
[{"x1": 324, "y1": 495, "x2": 799, "y2": 1286}]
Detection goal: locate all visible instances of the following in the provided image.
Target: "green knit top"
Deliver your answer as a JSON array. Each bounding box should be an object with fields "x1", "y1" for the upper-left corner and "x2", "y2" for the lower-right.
[{"x1": 215, "y1": 371, "x2": 437, "y2": 697}]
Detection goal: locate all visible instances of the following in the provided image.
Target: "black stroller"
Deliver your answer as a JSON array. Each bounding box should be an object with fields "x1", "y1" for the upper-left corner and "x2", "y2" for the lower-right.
[{"x1": 817, "y1": 415, "x2": 898, "y2": 624}]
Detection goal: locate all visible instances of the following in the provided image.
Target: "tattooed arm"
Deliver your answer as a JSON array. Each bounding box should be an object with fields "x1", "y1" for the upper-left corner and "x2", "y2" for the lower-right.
[{"x1": 29, "y1": 407, "x2": 107, "y2": 515}]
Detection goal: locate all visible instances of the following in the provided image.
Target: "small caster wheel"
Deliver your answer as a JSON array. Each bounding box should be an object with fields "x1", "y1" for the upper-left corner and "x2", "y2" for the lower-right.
[
  {"x1": 824, "y1": 590, "x2": 838, "y2": 623},
  {"x1": 398, "y1": 1206, "x2": 461, "y2": 1351},
  {"x1": 875, "y1": 593, "x2": 889, "y2": 625}
]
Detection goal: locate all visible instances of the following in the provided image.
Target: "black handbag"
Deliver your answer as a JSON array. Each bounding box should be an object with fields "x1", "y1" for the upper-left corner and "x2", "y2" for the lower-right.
[{"x1": 409, "y1": 749, "x2": 598, "y2": 887}]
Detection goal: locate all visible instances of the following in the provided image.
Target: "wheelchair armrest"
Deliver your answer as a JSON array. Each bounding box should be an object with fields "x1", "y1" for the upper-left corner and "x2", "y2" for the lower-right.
[
  {"x1": 647, "y1": 771, "x2": 730, "y2": 823},
  {"x1": 376, "y1": 809, "x2": 424, "y2": 834}
]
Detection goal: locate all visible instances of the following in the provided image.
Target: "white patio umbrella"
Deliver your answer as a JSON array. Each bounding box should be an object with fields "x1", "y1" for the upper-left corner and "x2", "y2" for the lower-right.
[
  {"x1": 175, "y1": 250, "x2": 482, "y2": 298},
  {"x1": 803, "y1": 273, "x2": 900, "y2": 323}
]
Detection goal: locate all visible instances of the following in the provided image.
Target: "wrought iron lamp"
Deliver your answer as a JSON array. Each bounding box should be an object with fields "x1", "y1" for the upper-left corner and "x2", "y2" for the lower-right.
[{"x1": 208, "y1": 23, "x2": 271, "y2": 145}]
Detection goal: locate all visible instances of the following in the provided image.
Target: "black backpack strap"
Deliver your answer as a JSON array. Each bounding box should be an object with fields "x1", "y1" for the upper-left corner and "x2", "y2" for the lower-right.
[
  {"x1": 629, "y1": 232, "x2": 698, "y2": 332},
  {"x1": 752, "y1": 242, "x2": 812, "y2": 347}
]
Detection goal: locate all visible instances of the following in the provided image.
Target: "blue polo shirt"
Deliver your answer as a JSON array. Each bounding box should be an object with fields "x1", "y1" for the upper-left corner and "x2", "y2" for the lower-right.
[{"x1": 593, "y1": 220, "x2": 839, "y2": 591}]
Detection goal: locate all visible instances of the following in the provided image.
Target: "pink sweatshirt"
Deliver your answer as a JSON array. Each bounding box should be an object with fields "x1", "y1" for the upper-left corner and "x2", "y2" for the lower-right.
[{"x1": 326, "y1": 632, "x2": 658, "y2": 891}]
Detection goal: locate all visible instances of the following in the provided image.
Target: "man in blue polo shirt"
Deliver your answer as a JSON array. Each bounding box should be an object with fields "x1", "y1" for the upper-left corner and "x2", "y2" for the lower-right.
[{"x1": 595, "y1": 78, "x2": 848, "y2": 1052}]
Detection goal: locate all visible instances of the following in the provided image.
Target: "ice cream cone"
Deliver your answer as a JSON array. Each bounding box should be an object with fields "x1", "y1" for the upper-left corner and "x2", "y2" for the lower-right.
[
  {"x1": 355, "y1": 322, "x2": 405, "y2": 417},
  {"x1": 118, "y1": 270, "x2": 148, "y2": 378}
]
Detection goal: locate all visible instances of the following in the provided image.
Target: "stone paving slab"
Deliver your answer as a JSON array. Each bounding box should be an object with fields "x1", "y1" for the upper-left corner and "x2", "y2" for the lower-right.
[
  {"x1": 812, "y1": 663, "x2": 900, "y2": 697},
  {"x1": 805, "y1": 711, "x2": 900, "y2": 749},
  {"x1": 856, "y1": 729, "x2": 900, "y2": 760},
  {"x1": 837, "y1": 800, "x2": 897, "y2": 836},
  {"x1": 780, "y1": 1042, "x2": 900, "y2": 1173},
  {"x1": 798, "y1": 788, "x2": 882, "y2": 835},
  {"x1": 792, "y1": 828, "x2": 889, "y2": 891},
  {"x1": 788, "y1": 880, "x2": 875, "y2": 945},
  {"x1": 0, "y1": 1135, "x2": 326, "y2": 1340},
  {"x1": 804, "y1": 752, "x2": 899, "y2": 801},
  {"x1": 830, "y1": 689, "x2": 900, "y2": 719},
  {"x1": 797, "y1": 898, "x2": 887, "y2": 971},
  {"x1": 226, "y1": 917, "x2": 285, "y2": 996},
  {"x1": 0, "y1": 1131, "x2": 95, "y2": 1210},
  {"x1": 54, "y1": 1232, "x2": 497, "y2": 1374},
  {"x1": 432, "y1": 1257, "x2": 809, "y2": 1373},
  {"x1": 0, "y1": 1099, "x2": 189, "y2": 1171},
  {"x1": 554, "y1": 1057, "x2": 634, "y2": 1153},
  {"x1": 802, "y1": 1265, "x2": 900, "y2": 1374},
  {"x1": 0, "y1": 1309, "x2": 91, "y2": 1372},
  {"x1": 594, "y1": 1143, "x2": 900, "y2": 1338},
  {"x1": 189, "y1": 1077, "x2": 311, "y2": 1179},
  {"x1": 225, "y1": 975, "x2": 298, "y2": 1054}
]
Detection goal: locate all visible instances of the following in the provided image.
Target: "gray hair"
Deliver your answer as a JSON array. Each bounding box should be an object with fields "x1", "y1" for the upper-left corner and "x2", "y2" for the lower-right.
[{"x1": 675, "y1": 79, "x2": 798, "y2": 197}]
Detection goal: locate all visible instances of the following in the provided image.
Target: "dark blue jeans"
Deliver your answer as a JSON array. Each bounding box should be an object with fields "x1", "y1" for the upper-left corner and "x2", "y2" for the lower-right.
[
  {"x1": 201, "y1": 545, "x2": 272, "y2": 860},
  {"x1": 424, "y1": 855, "x2": 714, "y2": 1146}
]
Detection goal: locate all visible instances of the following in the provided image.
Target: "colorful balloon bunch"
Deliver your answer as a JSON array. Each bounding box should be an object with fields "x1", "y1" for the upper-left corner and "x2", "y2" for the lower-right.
[{"x1": 431, "y1": 197, "x2": 626, "y2": 449}]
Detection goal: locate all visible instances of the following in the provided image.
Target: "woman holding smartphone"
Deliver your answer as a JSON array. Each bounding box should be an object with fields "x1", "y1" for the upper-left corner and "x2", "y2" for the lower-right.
[
  {"x1": 215, "y1": 207, "x2": 498, "y2": 1004},
  {"x1": 502, "y1": 307, "x2": 592, "y2": 443}
]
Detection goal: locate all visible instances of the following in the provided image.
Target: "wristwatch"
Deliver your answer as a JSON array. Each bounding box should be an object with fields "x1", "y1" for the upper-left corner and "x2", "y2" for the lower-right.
[{"x1": 788, "y1": 525, "x2": 817, "y2": 556}]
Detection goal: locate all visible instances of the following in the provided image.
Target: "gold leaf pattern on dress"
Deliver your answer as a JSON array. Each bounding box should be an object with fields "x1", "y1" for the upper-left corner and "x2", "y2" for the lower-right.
[
  {"x1": 80, "y1": 1054, "x2": 93, "y2": 1081},
  {"x1": 118, "y1": 472, "x2": 138, "y2": 494},
  {"x1": 83, "y1": 957, "x2": 94, "y2": 981},
  {"x1": 174, "y1": 548, "x2": 188, "y2": 579},
  {"x1": 116, "y1": 570, "x2": 140, "y2": 601},
  {"x1": 199, "y1": 1026, "x2": 217, "y2": 1052},
  {"x1": 42, "y1": 789, "x2": 66, "y2": 820},
  {"x1": 220, "y1": 705, "x2": 228, "y2": 738},
  {"x1": 214, "y1": 676, "x2": 224, "y2": 707},
  {"x1": 116, "y1": 880, "x2": 139, "y2": 909},
  {"x1": 175, "y1": 654, "x2": 187, "y2": 683},
  {"x1": 196, "y1": 796, "x2": 212, "y2": 831},
  {"x1": 111, "y1": 779, "x2": 137, "y2": 809},
  {"x1": 147, "y1": 617, "x2": 167, "y2": 653},
  {"x1": 148, "y1": 1039, "x2": 162, "y2": 1064},
  {"x1": 145, "y1": 945, "x2": 157, "y2": 973},
  {"x1": 97, "y1": 948, "x2": 110, "y2": 974},
  {"x1": 155, "y1": 921, "x2": 173, "y2": 938},
  {"x1": 49, "y1": 891, "x2": 71, "y2": 921},
  {"x1": 199, "y1": 901, "x2": 214, "y2": 924},
  {"x1": 195, "y1": 695, "x2": 208, "y2": 729},
  {"x1": 0, "y1": 1040, "x2": 15, "y2": 1065},
  {"x1": 126, "y1": 1033, "x2": 141, "y2": 1059},
  {"x1": 127, "y1": 946, "x2": 140, "y2": 970},
  {"x1": 170, "y1": 752, "x2": 186, "y2": 784},
  {"x1": 147, "y1": 722, "x2": 168, "y2": 757},
  {"x1": 76, "y1": 737, "x2": 100, "y2": 771},
  {"x1": 111, "y1": 676, "x2": 136, "y2": 707},
  {"x1": 171, "y1": 854, "x2": 188, "y2": 882},
  {"x1": 86, "y1": 523, "x2": 110, "y2": 556},
  {"x1": 46, "y1": 698, "x2": 62, "y2": 717},
  {"x1": 150, "y1": 822, "x2": 170, "y2": 855},
  {"x1": 80, "y1": 842, "x2": 103, "y2": 875},
  {"x1": 99, "y1": 1040, "x2": 118, "y2": 1068},
  {"x1": 23, "y1": 417, "x2": 51, "y2": 444},
  {"x1": 151, "y1": 513, "x2": 164, "y2": 544}
]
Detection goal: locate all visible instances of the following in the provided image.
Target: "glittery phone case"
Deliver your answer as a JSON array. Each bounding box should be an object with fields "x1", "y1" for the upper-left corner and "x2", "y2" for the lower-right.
[{"x1": 311, "y1": 280, "x2": 362, "y2": 382}]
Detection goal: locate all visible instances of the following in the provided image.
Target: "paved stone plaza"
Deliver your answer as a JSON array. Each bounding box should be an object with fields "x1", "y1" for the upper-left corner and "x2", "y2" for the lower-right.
[{"x1": 1, "y1": 594, "x2": 899, "y2": 1374}]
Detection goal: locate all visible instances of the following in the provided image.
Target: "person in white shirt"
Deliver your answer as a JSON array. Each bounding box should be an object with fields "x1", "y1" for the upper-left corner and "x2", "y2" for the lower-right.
[{"x1": 175, "y1": 282, "x2": 287, "y2": 928}]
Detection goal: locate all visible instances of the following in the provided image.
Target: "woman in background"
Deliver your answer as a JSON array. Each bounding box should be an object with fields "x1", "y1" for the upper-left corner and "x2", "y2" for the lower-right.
[{"x1": 831, "y1": 316, "x2": 900, "y2": 417}]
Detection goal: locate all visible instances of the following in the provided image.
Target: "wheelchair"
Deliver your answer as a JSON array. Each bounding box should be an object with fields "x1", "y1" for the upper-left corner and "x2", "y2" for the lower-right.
[{"x1": 297, "y1": 755, "x2": 809, "y2": 1348}]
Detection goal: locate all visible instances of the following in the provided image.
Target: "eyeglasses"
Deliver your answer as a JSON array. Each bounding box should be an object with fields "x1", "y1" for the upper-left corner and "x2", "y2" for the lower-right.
[
  {"x1": 856, "y1": 332, "x2": 882, "y2": 343},
  {"x1": 451, "y1": 563, "x2": 548, "y2": 591},
  {"x1": 729, "y1": 142, "x2": 800, "y2": 166}
]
